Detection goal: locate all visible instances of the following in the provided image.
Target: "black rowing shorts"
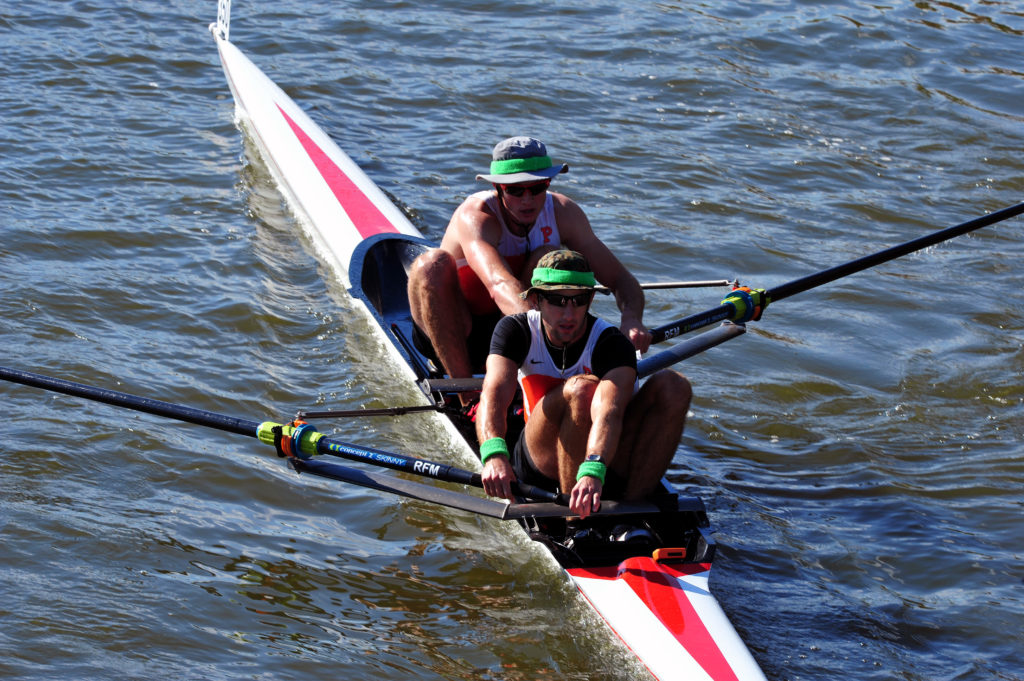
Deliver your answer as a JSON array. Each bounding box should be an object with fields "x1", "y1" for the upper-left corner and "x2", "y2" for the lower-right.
[{"x1": 512, "y1": 429, "x2": 626, "y2": 498}]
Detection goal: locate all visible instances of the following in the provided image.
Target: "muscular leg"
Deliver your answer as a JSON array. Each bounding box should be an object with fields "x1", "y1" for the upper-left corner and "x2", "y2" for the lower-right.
[
  {"x1": 407, "y1": 249, "x2": 473, "y2": 379},
  {"x1": 523, "y1": 374, "x2": 599, "y2": 492},
  {"x1": 556, "y1": 375, "x2": 599, "y2": 492},
  {"x1": 615, "y1": 370, "x2": 692, "y2": 500}
]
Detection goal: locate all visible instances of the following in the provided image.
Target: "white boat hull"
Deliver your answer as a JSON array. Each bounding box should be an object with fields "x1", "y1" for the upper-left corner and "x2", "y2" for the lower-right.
[
  {"x1": 213, "y1": 24, "x2": 766, "y2": 681},
  {"x1": 216, "y1": 36, "x2": 421, "y2": 284},
  {"x1": 569, "y1": 559, "x2": 763, "y2": 680}
]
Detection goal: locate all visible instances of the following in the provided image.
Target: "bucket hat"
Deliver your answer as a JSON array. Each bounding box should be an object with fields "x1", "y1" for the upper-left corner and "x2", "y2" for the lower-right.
[
  {"x1": 476, "y1": 136, "x2": 569, "y2": 184},
  {"x1": 520, "y1": 249, "x2": 596, "y2": 299}
]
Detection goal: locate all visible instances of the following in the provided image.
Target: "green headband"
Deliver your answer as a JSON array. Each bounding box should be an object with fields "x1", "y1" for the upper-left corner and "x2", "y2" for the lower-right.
[
  {"x1": 490, "y1": 156, "x2": 553, "y2": 176},
  {"x1": 531, "y1": 268, "x2": 596, "y2": 288}
]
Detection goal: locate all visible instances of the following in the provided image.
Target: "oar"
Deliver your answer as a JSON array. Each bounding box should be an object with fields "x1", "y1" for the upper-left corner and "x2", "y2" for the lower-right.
[
  {"x1": 0, "y1": 365, "x2": 563, "y2": 512},
  {"x1": 638, "y1": 322, "x2": 746, "y2": 377},
  {"x1": 296, "y1": 404, "x2": 445, "y2": 419},
  {"x1": 649, "y1": 201, "x2": 1024, "y2": 344},
  {"x1": 596, "y1": 279, "x2": 734, "y2": 294}
]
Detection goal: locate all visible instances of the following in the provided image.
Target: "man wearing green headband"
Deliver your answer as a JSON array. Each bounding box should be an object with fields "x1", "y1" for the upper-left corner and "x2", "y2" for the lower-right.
[
  {"x1": 474, "y1": 250, "x2": 692, "y2": 521},
  {"x1": 407, "y1": 137, "x2": 649, "y2": 404}
]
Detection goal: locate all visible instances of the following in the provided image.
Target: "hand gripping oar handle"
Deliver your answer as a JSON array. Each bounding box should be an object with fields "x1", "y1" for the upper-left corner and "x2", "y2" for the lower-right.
[
  {"x1": 0, "y1": 365, "x2": 563, "y2": 505},
  {"x1": 649, "y1": 201, "x2": 1024, "y2": 344}
]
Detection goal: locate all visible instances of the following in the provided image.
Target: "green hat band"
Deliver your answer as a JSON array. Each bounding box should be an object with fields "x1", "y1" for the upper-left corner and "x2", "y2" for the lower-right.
[
  {"x1": 490, "y1": 156, "x2": 553, "y2": 176},
  {"x1": 531, "y1": 268, "x2": 596, "y2": 288}
]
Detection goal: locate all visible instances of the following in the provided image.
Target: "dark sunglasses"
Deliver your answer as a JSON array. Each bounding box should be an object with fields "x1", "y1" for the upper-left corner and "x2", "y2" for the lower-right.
[
  {"x1": 500, "y1": 180, "x2": 550, "y2": 197},
  {"x1": 537, "y1": 290, "x2": 594, "y2": 308}
]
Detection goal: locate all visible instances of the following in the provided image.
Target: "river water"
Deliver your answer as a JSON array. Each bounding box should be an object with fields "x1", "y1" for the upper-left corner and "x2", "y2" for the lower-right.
[{"x1": 2, "y1": 1, "x2": 1022, "y2": 680}]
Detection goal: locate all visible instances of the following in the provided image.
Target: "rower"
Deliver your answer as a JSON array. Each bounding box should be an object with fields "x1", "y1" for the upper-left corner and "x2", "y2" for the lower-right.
[
  {"x1": 406, "y1": 136, "x2": 649, "y2": 405},
  {"x1": 474, "y1": 250, "x2": 692, "y2": 519}
]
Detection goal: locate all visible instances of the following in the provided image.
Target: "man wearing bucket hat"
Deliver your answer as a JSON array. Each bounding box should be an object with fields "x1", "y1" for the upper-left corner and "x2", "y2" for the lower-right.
[
  {"x1": 407, "y1": 137, "x2": 649, "y2": 398},
  {"x1": 474, "y1": 249, "x2": 691, "y2": 520}
]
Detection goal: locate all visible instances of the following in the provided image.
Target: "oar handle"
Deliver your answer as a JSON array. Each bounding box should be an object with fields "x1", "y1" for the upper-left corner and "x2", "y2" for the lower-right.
[
  {"x1": 466, "y1": 473, "x2": 565, "y2": 505},
  {"x1": 514, "y1": 482, "x2": 565, "y2": 504}
]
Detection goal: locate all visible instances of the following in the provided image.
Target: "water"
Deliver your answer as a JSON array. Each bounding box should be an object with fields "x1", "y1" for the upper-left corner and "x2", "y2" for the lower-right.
[{"x1": 2, "y1": 1, "x2": 1022, "y2": 679}]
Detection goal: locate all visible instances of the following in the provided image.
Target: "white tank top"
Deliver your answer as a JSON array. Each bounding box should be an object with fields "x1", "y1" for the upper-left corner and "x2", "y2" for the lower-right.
[
  {"x1": 517, "y1": 310, "x2": 613, "y2": 420},
  {"x1": 456, "y1": 190, "x2": 561, "y2": 266}
]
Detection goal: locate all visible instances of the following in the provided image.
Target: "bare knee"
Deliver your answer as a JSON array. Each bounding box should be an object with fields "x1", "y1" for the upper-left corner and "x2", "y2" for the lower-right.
[
  {"x1": 409, "y1": 249, "x2": 457, "y2": 288},
  {"x1": 408, "y1": 249, "x2": 461, "y2": 323},
  {"x1": 645, "y1": 370, "x2": 692, "y2": 412},
  {"x1": 562, "y1": 374, "x2": 599, "y2": 418}
]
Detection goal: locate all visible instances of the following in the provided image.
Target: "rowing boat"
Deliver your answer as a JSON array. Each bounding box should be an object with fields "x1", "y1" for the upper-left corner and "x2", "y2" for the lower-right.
[
  {"x1": 209, "y1": 4, "x2": 765, "y2": 680},
  {"x1": 0, "y1": 6, "x2": 1013, "y2": 678}
]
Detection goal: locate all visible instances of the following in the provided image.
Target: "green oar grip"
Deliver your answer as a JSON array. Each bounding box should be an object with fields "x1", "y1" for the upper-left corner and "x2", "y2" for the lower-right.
[
  {"x1": 257, "y1": 421, "x2": 323, "y2": 459},
  {"x1": 257, "y1": 421, "x2": 279, "y2": 445},
  {"x1": 722, "y1": 286, "x2": 770, "y2": 323}
]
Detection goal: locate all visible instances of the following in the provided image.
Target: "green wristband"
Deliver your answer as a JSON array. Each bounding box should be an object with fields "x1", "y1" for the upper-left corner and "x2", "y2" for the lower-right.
[
  {"x1": 576, "y1": 460, "x2": 607, "y2": 484},
  {"x1": 480, "y1": 437, "x2": 509, "y2": 465}
]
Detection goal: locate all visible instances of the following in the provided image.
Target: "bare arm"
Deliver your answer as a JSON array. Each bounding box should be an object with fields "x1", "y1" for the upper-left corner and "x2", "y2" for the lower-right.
[
  {"x1": 553, "y1": 196, "x2": 650, "y2": 352},
  {"x1": 569, "y1": 365, "x2": 637, "y2": 517},
  {"x1": 449, "y1": 199, "x2": 531, "y2": 316},
  {"x1": 476, "y1": 353, "x2": 521, "y2": 500}
]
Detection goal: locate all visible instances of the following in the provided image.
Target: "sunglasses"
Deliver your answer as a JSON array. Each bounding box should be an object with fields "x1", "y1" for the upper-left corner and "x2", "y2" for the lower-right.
[
  {"x1": 500, "y1": 180, "x2": 550, "y2": 197},
  {"x1": 537, "y1": 290, "x2": 594, "y2": 308}
]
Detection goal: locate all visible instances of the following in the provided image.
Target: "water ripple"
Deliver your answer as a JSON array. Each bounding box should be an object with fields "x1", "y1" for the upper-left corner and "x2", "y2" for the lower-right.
[{"x1": 2, "y1": 1, "x2": 1023, "y2": 680}]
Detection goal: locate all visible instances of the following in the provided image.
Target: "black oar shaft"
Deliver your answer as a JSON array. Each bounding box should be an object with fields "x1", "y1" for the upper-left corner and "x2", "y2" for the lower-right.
[
  {"x1": 0, "y1": 365, "x2": 561, "y2": 505},
  {"x1": 0, "y1": 365, "x2": 260, "y2": 436},
  {"x1": 767, "y1": 201, "x2": 1024, "y2": 303},
  {"x1": 649, "y1": 201, "x2": 1024, "y2": 344},
  {"x1": 649, "y1": 305, "x2": 735, "y2": 344},
  {"x1": 314, "y1": 434, "x2": 560, "y2": 503}
]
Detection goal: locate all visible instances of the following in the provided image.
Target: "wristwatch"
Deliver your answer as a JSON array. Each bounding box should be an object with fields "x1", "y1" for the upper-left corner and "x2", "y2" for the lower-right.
[{"x1": 584, "y1": 453, "x2": 605, "y2": 463}]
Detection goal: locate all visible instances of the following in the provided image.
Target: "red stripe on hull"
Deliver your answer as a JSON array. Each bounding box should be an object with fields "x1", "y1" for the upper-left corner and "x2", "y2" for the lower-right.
[
  {"x1": 570, "y1": 558, "x2": 739, "y2": 681},
  {"x1": 277, "y1": 104, "x2": 399, "y2": 238}
]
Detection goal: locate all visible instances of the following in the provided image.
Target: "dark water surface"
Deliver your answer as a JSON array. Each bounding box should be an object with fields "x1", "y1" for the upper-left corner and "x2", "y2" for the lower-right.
[{"x1": 2, "y1": 1, "x2": 1022, "y2": 680}]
